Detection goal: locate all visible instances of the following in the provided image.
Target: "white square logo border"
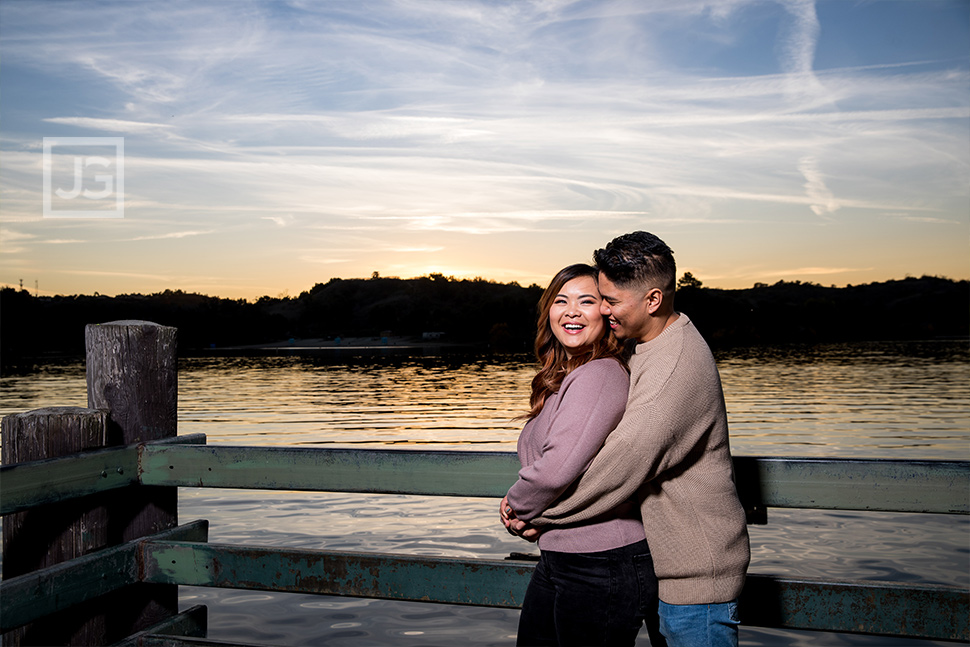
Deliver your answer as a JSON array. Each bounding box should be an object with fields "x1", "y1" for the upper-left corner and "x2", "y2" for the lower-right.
[{"x1": 43, "y1": 137, "x2": 125, "y2": 219}]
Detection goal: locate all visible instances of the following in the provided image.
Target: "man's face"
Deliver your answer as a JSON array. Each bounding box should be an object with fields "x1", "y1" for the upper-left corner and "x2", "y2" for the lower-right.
[{"x1": 596, "y1": 273, "x2": 651, "y2": 341}]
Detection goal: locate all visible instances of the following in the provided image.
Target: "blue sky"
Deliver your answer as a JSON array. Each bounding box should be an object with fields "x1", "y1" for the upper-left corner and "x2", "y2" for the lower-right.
[{"x1": 1, "y1": 0, "x2": 967, "y2": 298}]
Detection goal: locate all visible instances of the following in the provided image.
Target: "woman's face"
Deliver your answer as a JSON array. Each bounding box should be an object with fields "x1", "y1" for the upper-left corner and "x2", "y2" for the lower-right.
[{"x1": 548, "y1": 275, "x2": 606, "y2": 358}]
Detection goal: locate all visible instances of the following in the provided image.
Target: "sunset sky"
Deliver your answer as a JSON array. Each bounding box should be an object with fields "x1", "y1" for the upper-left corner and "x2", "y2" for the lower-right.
[{"x1": 1, "y1": 0, "x2": 967, "y2": 299}]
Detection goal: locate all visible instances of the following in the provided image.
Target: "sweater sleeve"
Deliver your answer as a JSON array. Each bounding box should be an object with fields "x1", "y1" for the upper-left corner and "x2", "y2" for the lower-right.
[
  {"x1": 531, "y1": 324, "x2": 724, "y2": 527},
  {"x1": 505, "y1": 359, "x2": 629, "y2": 521}
]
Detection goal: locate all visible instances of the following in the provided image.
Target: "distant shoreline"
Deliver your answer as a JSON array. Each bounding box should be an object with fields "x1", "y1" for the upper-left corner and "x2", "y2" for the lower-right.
[{"x1": 4, "y1": 276, "x2": 967, "y2": 361}]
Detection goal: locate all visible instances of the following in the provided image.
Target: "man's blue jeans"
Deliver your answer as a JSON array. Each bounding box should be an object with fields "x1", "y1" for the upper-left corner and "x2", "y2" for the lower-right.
[
  {"x1": 516, "y1": 539, "x2": 666, "y2": 646},
  {"x1": 658, "y1": 600, "x2": 740, "y2": 647}
]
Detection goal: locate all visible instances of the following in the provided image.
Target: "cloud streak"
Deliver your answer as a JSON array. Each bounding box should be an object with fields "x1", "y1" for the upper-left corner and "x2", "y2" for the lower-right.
[
  {"x1": 44, "y1": 117, "x2": 174, "y2": 134},
  {"x1": 798, "y1": 156, "x2": 839, "y2": 217}
]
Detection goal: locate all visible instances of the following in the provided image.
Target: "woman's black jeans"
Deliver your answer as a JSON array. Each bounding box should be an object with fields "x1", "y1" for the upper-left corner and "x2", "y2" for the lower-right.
[{"x1": 516, "y1": 539, "x2": 666, "y2": 647}]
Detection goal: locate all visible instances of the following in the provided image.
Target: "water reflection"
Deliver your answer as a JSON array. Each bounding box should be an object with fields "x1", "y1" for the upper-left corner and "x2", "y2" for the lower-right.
[
  {"x1": 176, "y1": 353, "x2": 532, "y2": 448},
  {"x1": 714, "y1": 341, "x2": 969, "y2": 458},
  {"x1": 3, "y1": 341, "x2": 966, "y2": 459}
]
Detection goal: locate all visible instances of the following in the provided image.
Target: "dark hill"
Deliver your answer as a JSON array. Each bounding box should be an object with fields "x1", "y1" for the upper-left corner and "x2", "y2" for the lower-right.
[
  {"x1": 2, "y1": 274, "x2": 966, "y2": 367},
  {"x1": 677, "y1": 276, "x2": 968, "y2": 346}
]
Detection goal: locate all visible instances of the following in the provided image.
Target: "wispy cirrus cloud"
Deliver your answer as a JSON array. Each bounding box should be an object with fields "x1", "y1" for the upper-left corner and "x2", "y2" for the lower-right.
[
  {"x1": 766, "y1": 266, "x2": 873, "y2": 277},
  {"x1": 778, "y1": 0, "x2": 826, "y2": 101},
  {"x1": 798, "y1": 156, "x2": 839, "y2": 217},
  {"x1": 0, "y1": 229, "x2": 35, "y2": 254},
  {"x1": 129, "y1": 230, "x2": 215, "y2": 242},
  {"x1": 65, "y1": 269, "x2": 176, "y2": 281},
  {"x1": 43, "y1": 117, "x2": 174, "y2": 134}
]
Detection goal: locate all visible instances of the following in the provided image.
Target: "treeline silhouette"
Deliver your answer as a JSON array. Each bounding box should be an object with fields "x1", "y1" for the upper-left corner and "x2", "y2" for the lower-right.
[
  {"x1": 2, "y1": 273, "x2": 967, "y2": 367},
  {"x1": 1, "y1": 274, "x2": 542, "y2": 365}
]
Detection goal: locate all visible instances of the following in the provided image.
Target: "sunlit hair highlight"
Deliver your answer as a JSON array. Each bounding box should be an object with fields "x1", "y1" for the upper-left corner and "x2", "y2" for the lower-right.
[{"x1": 523, "y1": 264, "x2": 629, "y2": 420}]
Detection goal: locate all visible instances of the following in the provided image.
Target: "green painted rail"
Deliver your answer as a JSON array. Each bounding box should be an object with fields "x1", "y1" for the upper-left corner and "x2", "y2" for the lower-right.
[
  {"x1": 4, "y1": 526, "x2": 967, "y2": 643},
  {"x1": 134, "y1": 539, "x2": 967, "y2": 641},
  {"x1": 739, "y1": 574, "x2": 968, "y2": 640},
  {"x1": 6, "y1": 440, "x2": 964, "y2": 515},
  {"x1": 0, "y1": 434, "x2": 206, "y2": 516},
  {"x1": 1, "y1": 440, "x2": 968, "y2": 644},
  {"x1": 731, "y1": 455, "x2": 968, "y2": 514},
  {"x1": 0, "y1": 444, "x2": 139, "y2": 515},
  {"x1": 142, "y1": 540, "x2": 534, "y2": 608},
  {"x1": 139, "y1": 444, "x2": 521, "y2": 498},
  {"x1": 0, "y1": 520, "x2": 208, "y2": 632}
]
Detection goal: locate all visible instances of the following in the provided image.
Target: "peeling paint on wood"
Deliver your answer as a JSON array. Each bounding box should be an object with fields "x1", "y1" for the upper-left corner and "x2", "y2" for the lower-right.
[{"x1": 142, "y1": 541, "x2": 533, "y2": 609}]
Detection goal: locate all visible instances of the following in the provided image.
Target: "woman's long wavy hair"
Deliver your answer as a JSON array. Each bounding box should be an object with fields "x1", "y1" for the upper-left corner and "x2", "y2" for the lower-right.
[{"x1": 523, "y1": 263, "x2": 629, "y2": 420}]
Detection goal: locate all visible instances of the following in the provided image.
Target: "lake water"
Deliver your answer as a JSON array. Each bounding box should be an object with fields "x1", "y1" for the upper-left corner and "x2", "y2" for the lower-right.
[{"x1": 1, "y1": 340, "x2": 968, "y2": 646}]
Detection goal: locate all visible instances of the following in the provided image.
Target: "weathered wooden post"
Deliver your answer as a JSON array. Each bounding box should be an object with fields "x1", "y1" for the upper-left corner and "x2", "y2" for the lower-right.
[
  {"x1": 85, "y1": 320, "x2": 179, "y2": 640},
  {"x1": 0, "y1": 320, "x2": 179, "y2": 646}
]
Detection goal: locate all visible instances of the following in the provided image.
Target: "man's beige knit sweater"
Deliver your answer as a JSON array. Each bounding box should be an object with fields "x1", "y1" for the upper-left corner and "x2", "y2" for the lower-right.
[{"x1": 528, "y1": 313, "x2": 750, "y2": 605}]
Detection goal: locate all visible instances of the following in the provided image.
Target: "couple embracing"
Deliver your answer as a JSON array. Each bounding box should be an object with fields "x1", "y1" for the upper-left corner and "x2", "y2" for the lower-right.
[{"x1": 500, "y1": 231, "x2": 750, "y2": 647}]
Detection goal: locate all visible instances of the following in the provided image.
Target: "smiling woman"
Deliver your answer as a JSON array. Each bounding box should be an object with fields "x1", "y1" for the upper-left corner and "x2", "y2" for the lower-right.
[
  {"x1": 522, "y1": 264, "x2": 628, "y2": 421},
  {"x1": 548, "y1": 273, "x2": 605, "y2": 358},
  {"x1": 501, "y1": 263, "x2": 662, "y2": 646}
]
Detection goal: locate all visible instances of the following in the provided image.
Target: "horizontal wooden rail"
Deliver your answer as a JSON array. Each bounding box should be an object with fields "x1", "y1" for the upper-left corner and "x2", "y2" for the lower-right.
[
  {"x1": 137, "y1": 444, "x2": 970, "y2": 514},
  {"x1": 1, "y1": 536, "x2": 138, "y2": 633},
  {"x1": 0, "y1": 444, "x2": 139, "y2": 515},
  {"x1": 139, "y1": 444, "x2": 520, "y2": 497},
  {"x1": 0, "y1": 521, "x2": 208, "y2": 633},
  {"x1": 732, "y1": 455, "x2": 969, "y2": 514},
  {"x1": 0, "y1": 434, "x2": 206, "y2": 516},
  {"x1": 4, "y1": 523, "x2": 966, "y2": 642},
  {"x1": 133, "y1": 538, "x2": 967, "y2": 642},
  {"x1": 142, "y1": 540, "x2": 533, "y2": 608},
  {"x1": 740, "y1": 574, "x2": 968, "y2": 641},
  {"x1": 4, "y1": 441, "x2": 967, "y2": 516}
]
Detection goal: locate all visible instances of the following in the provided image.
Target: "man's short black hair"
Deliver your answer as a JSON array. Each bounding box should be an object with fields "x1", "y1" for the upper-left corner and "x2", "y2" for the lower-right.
[{"x1": 593, "y1": 231, "x2": 676, "y2": 294}]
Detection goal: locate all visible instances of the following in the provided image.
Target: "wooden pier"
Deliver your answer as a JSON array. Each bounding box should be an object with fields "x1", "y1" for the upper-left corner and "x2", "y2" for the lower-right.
[{"x1": 1, "y1": 321, "x2": 967, "y2": 645}]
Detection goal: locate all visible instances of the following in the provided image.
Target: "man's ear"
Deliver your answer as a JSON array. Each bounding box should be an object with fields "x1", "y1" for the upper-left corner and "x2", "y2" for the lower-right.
[{"x1": 644, "y1": 288, "x2": 664, "y2": 314}]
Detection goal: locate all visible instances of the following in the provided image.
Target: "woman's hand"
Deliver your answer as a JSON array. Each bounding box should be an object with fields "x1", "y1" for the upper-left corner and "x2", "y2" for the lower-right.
[
  {"x1": 500, "y1": 495, "x2": 514, "y2": 529},
  {"x1": 500, "y1": 495, "x2": 542, "y2": 542}
]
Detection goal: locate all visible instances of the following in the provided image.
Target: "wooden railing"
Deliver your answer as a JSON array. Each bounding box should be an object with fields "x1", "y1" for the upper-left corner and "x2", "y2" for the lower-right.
[{"x1": 1, "y1": 321, "x2": 967, "y2": 646}]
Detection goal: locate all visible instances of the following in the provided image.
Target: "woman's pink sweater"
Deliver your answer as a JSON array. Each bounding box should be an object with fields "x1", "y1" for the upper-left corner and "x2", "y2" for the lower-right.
[{"x1": 506, "y1": 358, "x2": 645, "y2": 553}]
